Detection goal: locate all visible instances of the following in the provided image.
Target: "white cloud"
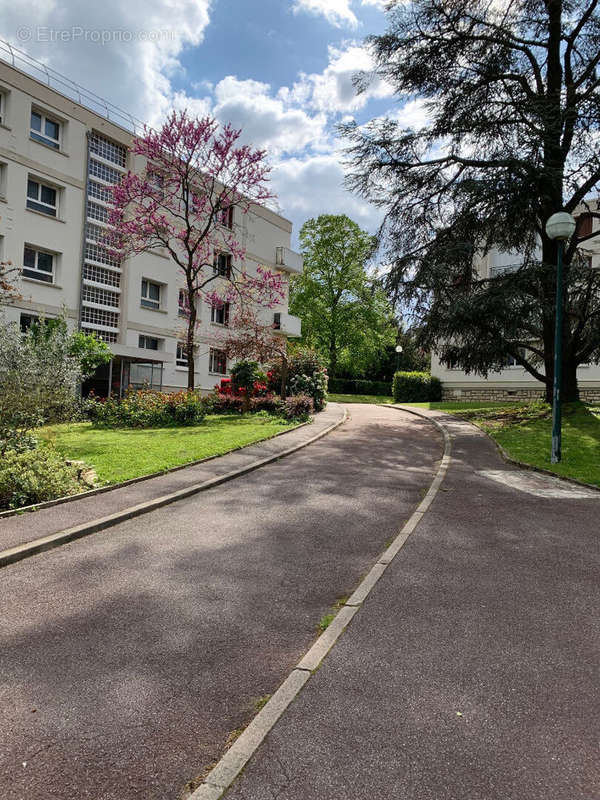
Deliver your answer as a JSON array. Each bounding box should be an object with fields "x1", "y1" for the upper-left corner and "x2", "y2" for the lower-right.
[
  {"x1": 283, "y1": 43, "x2": 394, "y2": 113},
  {"x1": 4, "y1": 0, "x2": 212, "y2": 125},
  {"x1": 272, "y1": 152, "x2": 383, "y2": 236},
  {"x1": 292, "y1": 0, "x2": 359, "y2": 29},
  {"x1": 393, "y1": 98, "x2": 431, "y2": 130},
  {"x1": 211, "y1": 76, "x2": 328, "y2": 156}
]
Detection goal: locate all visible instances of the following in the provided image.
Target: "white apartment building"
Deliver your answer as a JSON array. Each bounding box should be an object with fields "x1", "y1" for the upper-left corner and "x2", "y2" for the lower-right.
[
  {"x1": 431, "y1": 217, "x2": 600, "y2": 402},
  {"x1": 0, "y1": 46, "x2": 302, "y2": 396}
]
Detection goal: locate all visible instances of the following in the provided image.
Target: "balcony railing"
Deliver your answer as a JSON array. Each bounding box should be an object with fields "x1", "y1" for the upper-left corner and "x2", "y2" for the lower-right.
[{"x1": 275, "y1": 246, "x2": 303, "y2": 274}]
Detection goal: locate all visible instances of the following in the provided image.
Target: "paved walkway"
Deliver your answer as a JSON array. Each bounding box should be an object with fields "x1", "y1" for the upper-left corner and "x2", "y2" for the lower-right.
[
  {"x1": 0, "y1": 405, "x2": 441, "y2": 800},
  {"x1": 0, "y1": 404, "x2": 344, "y2": 551},
  {"x1": 223, "y1": 405, "x2": 600, "y2": 800}
]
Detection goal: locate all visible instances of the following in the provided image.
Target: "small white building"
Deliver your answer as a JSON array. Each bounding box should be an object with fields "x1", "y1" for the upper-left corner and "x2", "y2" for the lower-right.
[
  {"x1": 0, "y1": 49, "x2": 302, "y2": 395},
  {"x1": 431, "y1": 222, "x2": 600, "y2": 403}
]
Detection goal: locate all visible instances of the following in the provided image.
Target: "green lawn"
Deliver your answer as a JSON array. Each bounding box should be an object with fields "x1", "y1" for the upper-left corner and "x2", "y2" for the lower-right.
[
  {"x1": 328, "y1": 393, "x2": 394, "y2": 404},
  {"x1": 405, "y1": 401, "x2": 524, "y2": 411},
  {"x1": 406, "y1": 401, "x2": 600, "y2": 488},
  {"x1": 39, "y1": 414, "x2": 299, "y2": 485},
  {"x1": 483, "y1": 403, "x2": 600, "y2": 487}
]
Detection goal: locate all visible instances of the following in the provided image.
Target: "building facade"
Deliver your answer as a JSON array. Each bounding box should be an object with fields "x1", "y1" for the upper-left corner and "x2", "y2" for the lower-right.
[
  {"x1": 0, "y1": 54, "x2": 302, "y2": 395},
  {"x1": 431, "y1": 226, "x2": 600, "y2": 402}
]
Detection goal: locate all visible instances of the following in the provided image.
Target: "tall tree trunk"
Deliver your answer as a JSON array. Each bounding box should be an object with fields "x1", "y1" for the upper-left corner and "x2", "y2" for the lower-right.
[
  {"x1": 329, "y1": 338, "x2": 337, "y2": 378},
  {"x1": 563, "y1": 360, "x2": 579, "y2": 403},
  {"x1": 186, "y1": 285, "x2": 196, "y2": 391}
]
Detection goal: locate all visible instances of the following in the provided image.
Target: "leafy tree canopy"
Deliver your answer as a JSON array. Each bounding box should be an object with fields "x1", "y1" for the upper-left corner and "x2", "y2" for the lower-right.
[
  {"x1": 290, "y1": 214, "x2": 397, "y2": 377},
  {"x1": 343, "y1": 0, "x2": 600, "y2": 401}
]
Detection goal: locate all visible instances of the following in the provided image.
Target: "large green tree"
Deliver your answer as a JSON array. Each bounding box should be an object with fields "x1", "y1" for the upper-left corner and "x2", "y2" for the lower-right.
[
  {"x1": 343, "y1": 0, "x2": 600, "y2": 402},
  {"x1": 290, "y1": 214, "x2": 396, "y2": 377}
]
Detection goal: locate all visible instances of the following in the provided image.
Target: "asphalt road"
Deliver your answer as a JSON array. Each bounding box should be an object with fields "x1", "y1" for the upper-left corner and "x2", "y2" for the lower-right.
[
  {"x1": 0, "y1": 405, "x2": 441, "y2": 800},
  {"x1": 224, "y1": 409, "x2": 600, "y2": 800}
]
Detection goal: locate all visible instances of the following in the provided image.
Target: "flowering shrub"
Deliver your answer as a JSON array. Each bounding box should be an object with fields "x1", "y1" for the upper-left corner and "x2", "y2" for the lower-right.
[
  {"x1": 266, "y1": 348, "x2": 328, "y2": 411},
  {"x1": 283, "y1": 394, "x2": 314, "y2": 421},
  {"x1": 289, "y1": 372, "x2": 327, "y2": 412},
  {"x1": 212, "y1": 368, "x2": 269, "y2": 413},
  {"x1": 86, "y1": 389, "x2": 209, "y2": 428}
]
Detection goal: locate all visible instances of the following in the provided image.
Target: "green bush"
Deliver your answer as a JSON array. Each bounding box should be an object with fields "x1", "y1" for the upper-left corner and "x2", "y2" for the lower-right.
[
  {"x1": 86, "y1": 389, "x2": 209, "y2": 428},
  {"x1": 328, "y1": 377, "x2": 392, "y2": 396},
  {"x1": 267, "y1": 347, "x2": 328, "y2": 411},
  {"x1": 283, "y1": 394, "x2": 314, "y2": 421},
  {"x1": 0, "y1": 446, "x2": 84, "y2": 510},
  {"x1": 392, "y1": 371, "x2": 442, "y2": 402}
]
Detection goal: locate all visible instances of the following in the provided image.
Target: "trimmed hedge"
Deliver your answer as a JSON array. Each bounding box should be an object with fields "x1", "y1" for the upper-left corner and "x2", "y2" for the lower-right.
[
  {"x1": 328, "y1": 378, "x2": 392, "y2": 396},
  {"x1": 392, "y1": 371, "x2": 442, "y2": 402}
]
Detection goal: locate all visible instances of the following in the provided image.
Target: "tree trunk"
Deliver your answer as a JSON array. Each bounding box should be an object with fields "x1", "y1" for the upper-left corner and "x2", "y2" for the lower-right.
[
  {"x1": 563, "y1": 360, "x2": 580, "y2": 403},
  {"x1": 186, "y1": 286, "x2": 196, "y2": 391},
  {"x1": 280, "y1": 358, "x2": 288, "y2": 400},
  {"x1": 329, "y1": 339, "x2": 337, "y2": 378}
]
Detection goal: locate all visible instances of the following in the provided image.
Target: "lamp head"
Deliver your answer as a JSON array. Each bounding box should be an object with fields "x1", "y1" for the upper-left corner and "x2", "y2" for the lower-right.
[
  {"x1": 545, "y1": 212, "x2": 577, "y2": 241},
  {"x1": 395, "y1": 345, "x2": 403, "y2": 354}
]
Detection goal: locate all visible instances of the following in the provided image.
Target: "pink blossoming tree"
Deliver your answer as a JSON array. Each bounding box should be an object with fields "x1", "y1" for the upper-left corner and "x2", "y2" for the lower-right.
[
  {"x1": 215, "y1": 300, "x2": 290, "y2": 399},
  {"x1": 109, "y1": 110, "x2": 286, "y2": 390}
]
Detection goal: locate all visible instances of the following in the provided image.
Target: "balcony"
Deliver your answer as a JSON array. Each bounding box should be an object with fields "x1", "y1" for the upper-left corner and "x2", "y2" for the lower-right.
[
  {"x1": 275, "y1": 246, "x2": 303, "y2": 274},
  {"x1": 273, "y1": 312, "x2": 301, "y2": 337}
]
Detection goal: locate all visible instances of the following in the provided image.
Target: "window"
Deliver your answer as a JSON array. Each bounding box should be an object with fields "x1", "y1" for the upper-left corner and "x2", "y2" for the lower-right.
[
  {"x1": 176, "y1": 341, "x2": 188, "y2": 367},
  {"x1": 141, "y1": 279, "x2": 161, "y2": 309},
  {"x1": 178, "y1": 288, "x2": 188, "y2": 316},
  {"x1": 139, "y1": 335, "x2": 160, "y2": 351},
  {"x1": 0, "y1": 162, "x2": 7, "y2": 198},
  {"x1": 89, "y1": 133, "x2": 126, "y2": 168},
  {"x1": 82, "y1": 285, "x2": 120, "y2": 308},
  {"x1": 129, "y1": 362, "x2": 162, "y2": 391},
  {"x1": 83, "y1": 263, "x2": 121, "y2": 288},
  {"x1": 209, "y1": 347, "x2": 227, "y2": 375},
  {"x1": 27, "y1": 178, "x2": 58, "y2": 217},
  {"x1": 30, "y1": 109, "x2": 60, "y2": 149},
  {"x1": 213, "y1": 252, "x2": 232, "y2": 278},
  {"x1": 85, "y1": 242, "x2": 120, "y2": 269},
  {"x1": 578, "y1": 213, "x2": 593, "y2": 238},
  {"x1": 87, "y1": 201, "x2": 110, "y2": 224},
  {"x1": 80, "y1": 307, "x2": 119, "y2": 329},
  {"x1": 86, "y1": 223, "x2": 109, "y2": 245},
  {"x1": 211, "y1": 302, "x2": 230, "y2": 326},
  {"x1": 88, "y1": 180, "x2": 113, "y2": 204},
  {"x1": 23, "y1": 245, "x2": 54, "y2": 283},
  {"x1": 88, "y1": 159, "x2": 122, "y2": 185},
  {"x1": 0, "y1": 92, "x2": 5, "y2": 125},
  {"x1": 222, "y1": 205, "x2": 234, "y2": 229},
  {"x1": 20, "y1": 313, "x2": 38, "y2": 332}
]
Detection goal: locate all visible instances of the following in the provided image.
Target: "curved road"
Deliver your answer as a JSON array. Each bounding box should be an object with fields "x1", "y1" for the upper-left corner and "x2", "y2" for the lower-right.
[{"x1": 0, "y1": 405, "x2": 441, "y2": 800}]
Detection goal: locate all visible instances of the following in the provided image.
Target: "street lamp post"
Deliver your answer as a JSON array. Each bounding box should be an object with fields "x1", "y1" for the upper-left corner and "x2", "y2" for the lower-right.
[
  {"x1": 545, "y1": 211, "x2": 577, "y2": 464},
  {"x1": 395, "y1": 344, "x2": 403, "y2": 372}
]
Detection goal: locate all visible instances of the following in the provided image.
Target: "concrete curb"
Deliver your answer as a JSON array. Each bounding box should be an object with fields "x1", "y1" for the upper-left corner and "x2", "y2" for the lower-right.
[
  {"x1": 0, "y1": 419, "x2": 313, "y2": 519},
  {"x1": 397, "y1": 405, "x2": 600, "y2": 495},
  {"x1": 188, "y1": 404, "x2": 452, "y2": 800},
  {"x1": 0, "y1": 409, "x2": 347, "y2": 570}
]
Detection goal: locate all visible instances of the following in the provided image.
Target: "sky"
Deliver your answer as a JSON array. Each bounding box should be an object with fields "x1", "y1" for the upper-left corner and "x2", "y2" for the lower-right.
[{"x1": 0, "y1": 0, "x2": 420, "y2": 249}]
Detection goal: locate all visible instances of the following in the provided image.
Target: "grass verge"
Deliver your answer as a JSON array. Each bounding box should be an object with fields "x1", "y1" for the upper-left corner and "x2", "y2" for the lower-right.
[
  {"x1": 406, "y1": 401, "x2": 600, "y2": 488},
  {"x1": 39, "y1": 413, "x2": 300, "y2": 485}
]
